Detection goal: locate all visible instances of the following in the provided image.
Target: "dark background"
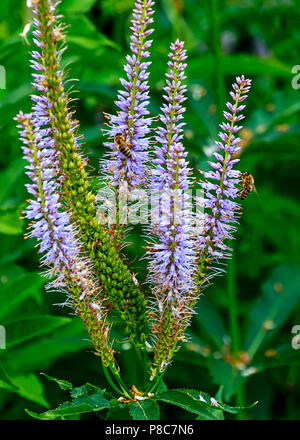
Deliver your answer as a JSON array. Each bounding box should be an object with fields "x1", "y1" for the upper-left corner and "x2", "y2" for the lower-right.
[{"x1": 0, "y1": 0, "x2": 299, "y2": 420}]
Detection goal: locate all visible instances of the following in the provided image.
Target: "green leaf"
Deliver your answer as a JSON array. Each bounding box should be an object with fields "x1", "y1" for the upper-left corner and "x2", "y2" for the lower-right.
[
  {"x1": 0, "y1": 362, "x2": 18, "y2": 393},
  {"x1": 0, "y1": 84, "x2": 32, "y2": 125},
  {"x1": 0, "y1": 159, "x2": 25, "y2": 207},
  {"x1": 245, "y1": 265, "x2": 300, "y2": 359},
  {"x1": 26, "y1": 384, "x2": 111, "y2": 420},
  {"x1": 188, "y1": 54, "x2": 291, "y2": 80},
  {"x1": 0, "y1": 209, "x2": 23, "y2": 235},
  {"x1": 66, "y1": 16, "x2": 119, "y2": 51},
  {"x1": 179, "y1": 389, "x2": 257, "y2": 414},
  {"x1": 196, "y1": 405, "x2": 225, "y2": 420},
  {"x1": 106, "y1": 405, "x2": 131, "y2": 420},
  {"x1": 2, "y1": 319, "x2": 90, "y2": 375},
  {"x1": 60, "y1": 0, "x2": 97, "y2": 14},
  {"x1": 12, "y1": 374, "x2": 49, "y2": 408},
  {"x1": 156, "y1": 390, "x2": 218, "y2": 419},
  {"x1": 40, "y1": 373, "x2": 73, "y2": 391},
  {"x1": 25, "y1": 405, "x2": 87, "y2": 420},
  {"x1": 156, "y1": 379, "x2": 168, "y2": 394},
  {"x1": 156, "y1": 389, "x2": 257, "y2": 418},
  {"x1": 4, "y1": 316, "x2": 71, "y2": 348},
  {"x1": 197, "y1": 387, "x2": 225, "y2": 420},
  {"x1": 0, "y1": 272, "x2": 44, "y2": 320},
  {"x1": 129, "y1": 399, "x2": 160, "y2": 420}
]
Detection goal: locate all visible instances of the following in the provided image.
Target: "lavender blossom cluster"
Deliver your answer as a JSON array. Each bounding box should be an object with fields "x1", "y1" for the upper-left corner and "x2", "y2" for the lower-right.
[
  {"x1": 103, "y1": 0, "x2": 155, "y2": 191},
  {"x1": 198, "y1": 76, "x2": 252, "y2": 264},
  {"x1": 15, "y1": 112, "x2": 97, "y2": 301},
  {"x1": 18, "y1": 0, "x2": 253, "y2": 384},
  {"x1": 148, "y1": 40, "x2": 196, "y2": 303}
]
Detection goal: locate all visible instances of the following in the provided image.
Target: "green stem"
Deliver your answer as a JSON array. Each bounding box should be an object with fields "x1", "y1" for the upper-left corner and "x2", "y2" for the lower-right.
[
  {"x1": 113, "y1": 370, "x2": 131, "y2": 396},
  {"x1": 247, "y1": 328, "x2": 266, "y2": 360},
  {"x1": 134, "y1": 345, "x2": 145, "y2": 387},
  {"x1": 236, "y1": 383, "x2": 246, "y2": 420},
  {"x1": 227, "y1": 252, "x2": 246, "y2": 417},
  {"x1": 147, "y1": 369, "x2": 167, "y2": 395},
  {"x1": 102, "y1": 364, "x2": 124, "y2": 396}
]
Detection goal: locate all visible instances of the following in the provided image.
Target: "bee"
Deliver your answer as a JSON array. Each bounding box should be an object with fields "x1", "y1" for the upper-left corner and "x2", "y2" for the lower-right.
[
  {"x1": 114, "y1": 133, "x2": 132, "y2": 158},
  {"x1": 239, "y1": 172, "x2": 257, "y2": 200}
]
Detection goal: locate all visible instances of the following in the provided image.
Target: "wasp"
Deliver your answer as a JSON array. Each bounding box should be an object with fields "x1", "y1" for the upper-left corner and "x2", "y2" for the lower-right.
[
  {"x1": 239, "y1": 172, "x2": 257, "y2": 200},
  {"x1": 114, "y1": 134, "x2": 132, "y2": 158}
]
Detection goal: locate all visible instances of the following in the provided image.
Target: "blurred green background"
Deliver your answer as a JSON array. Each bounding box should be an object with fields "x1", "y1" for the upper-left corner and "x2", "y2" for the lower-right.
[{"x1": 0, "y1": 0, "x2": 300, "y2": 420}]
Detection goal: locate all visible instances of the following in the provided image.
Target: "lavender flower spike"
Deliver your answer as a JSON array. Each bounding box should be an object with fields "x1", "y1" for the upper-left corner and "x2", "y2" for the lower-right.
[
  {"x1": 15, "y1": 111, "x2": 116, "y2": 368},
  {"x1": 148, "y1": 39, "x2": 195, "y2": 301},
  {"x1": 103, "y1": 0, "x2": 155, "y2": 191},
  {"x1": 198, "y1": 76, "x2": 252, "y2": 270},
  {"x1": 147, "y1": 40, "x2": 196, "y2": 376},
  {"x1": 16, "y1": 111, "x2": 77, "y2": 268}
]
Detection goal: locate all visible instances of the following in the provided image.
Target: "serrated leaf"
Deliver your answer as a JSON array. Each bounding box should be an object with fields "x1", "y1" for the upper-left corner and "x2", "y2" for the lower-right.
[
  {"x1": 196, "y1": 407, "x2": 224, "y2": 420},
  {"x1": 156, "y1": 389, "x2": 257, "y2": 418},
  {"x1": 129, "y1": 399, "x2": 160, "y2": 420},
  {"x1": 106, "y1": 405, "x2": 131, "y2": 420},
  {"x1": 178, "y1": 389, "x2": 257, "y2": 414},
  {"x1": 155, "y1": 390, "x2": 218, "y2": 419},
  {"x1": 25, "y1": 405, "x2": 88, "y2": 420},
  {"x1": 156, "y1": 379, "x2": 168, "y2": 394},
  {"x1": 26, "y1": 384, "x2": 111, "y2": 420}
]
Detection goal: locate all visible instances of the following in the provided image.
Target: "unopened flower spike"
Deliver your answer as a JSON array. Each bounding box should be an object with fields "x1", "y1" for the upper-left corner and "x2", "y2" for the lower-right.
[
  {"x1": 147, "y1": 40, "x2": 197, "y2": 377},
  {"x1": 196, "y1": 75, "x2": 252, "y2": 284},
  {"x1": 101, "y1": 0, "x2": 155, "y2": 191}
]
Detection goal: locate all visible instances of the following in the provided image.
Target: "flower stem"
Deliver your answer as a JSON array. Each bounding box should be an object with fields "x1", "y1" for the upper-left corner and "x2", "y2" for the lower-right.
[
  {"x1": 114, "y1": 372, "x2": 131, "y2": 397},
  {"x1": 227, "y1": 252, "x2": 240, "y2": 356},
  {"x1": 147, "y1": 369, "x2": 167, "y2": 395},
  {"x1": 227, "y1": 252, "x2": 246, "y2": 417},
  {"x1": 102, "y1": 364, "x2": 124, "y2": 396},
  {"x1": 134, "y1": 345, "x2": 145, "y2": 387}
]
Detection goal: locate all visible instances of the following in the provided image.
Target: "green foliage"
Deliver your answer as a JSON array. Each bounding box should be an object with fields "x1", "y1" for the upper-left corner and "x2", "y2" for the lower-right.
[
  {"x1": 26, "y1": 382, "x2": 111, "y2": 419},
  {"x1": 0, "y1": 0, "x2": 299, "y2": 420},
  {"x1": 129, "y1": 400, "x2": 160, "y2": 420},
  {"x1": 245, "y1": 265, "x2": 300, "y2": 358},
  {"x1": 24, "y1": 374, "x2": 255, "y2": 420},
  {"x1": 156, "y1": 389, "x2": 256, "y2": 417}
]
